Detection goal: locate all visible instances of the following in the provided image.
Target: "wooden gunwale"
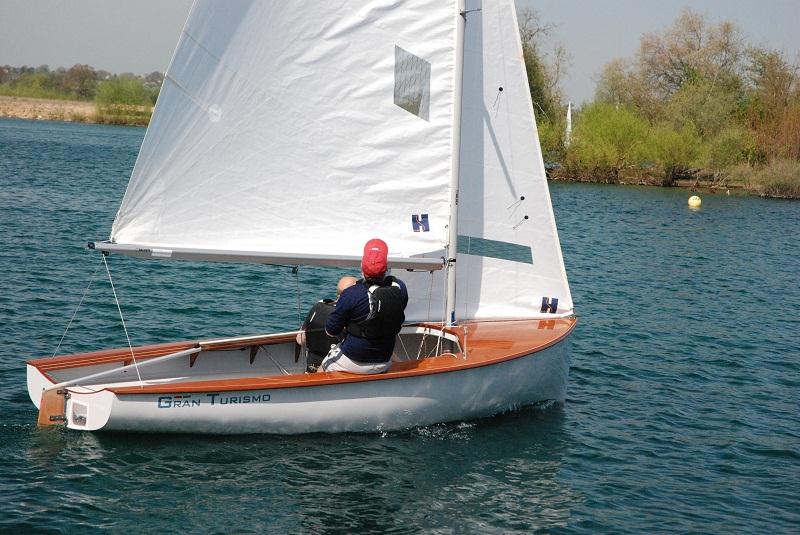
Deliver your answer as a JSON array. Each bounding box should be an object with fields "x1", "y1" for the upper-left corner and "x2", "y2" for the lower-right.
[
  {"x1": 27, "y1": 332, "x2": 299, "y2": 377},
  {"x1": 28, "y1": 318, "x2": 576, "y2": 395}
]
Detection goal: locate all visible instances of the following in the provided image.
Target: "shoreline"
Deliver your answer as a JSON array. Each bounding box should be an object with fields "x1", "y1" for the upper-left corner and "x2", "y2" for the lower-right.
[
  {"x1": 0, "y1": 95, "x2": 150, "y2": 126},
  {"x1": 548, "y1": 175, "x2": 745, "y2": 195},
  {"x1": 0, "y1": 95, "x2": 97, "y2": 123},
  {"x1": 1, "y1": 97, "x2": 795, "y2": 199}
]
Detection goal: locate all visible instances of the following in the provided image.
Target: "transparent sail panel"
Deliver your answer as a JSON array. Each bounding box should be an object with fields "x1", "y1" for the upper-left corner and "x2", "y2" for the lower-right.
[{"x1": 394, "y1": 46, "x2": 431, "y2": 120}]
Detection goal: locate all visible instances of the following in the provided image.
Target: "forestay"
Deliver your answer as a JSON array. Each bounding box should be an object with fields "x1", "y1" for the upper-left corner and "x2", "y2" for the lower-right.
[
  {"x1": 110, "y1": 0, "x2": 458, "y2": 265},
  {"x1": 403, "y1": 0, "x2": 573, "y2": 321}
]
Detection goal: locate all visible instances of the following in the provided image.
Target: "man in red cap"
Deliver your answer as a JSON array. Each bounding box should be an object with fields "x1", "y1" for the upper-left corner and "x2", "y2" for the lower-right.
[{"x1": 320, "y1": 239, "x2": 408, "y2": 374}]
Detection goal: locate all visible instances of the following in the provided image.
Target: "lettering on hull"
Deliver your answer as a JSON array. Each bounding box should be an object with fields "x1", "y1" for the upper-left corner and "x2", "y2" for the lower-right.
[{"x1": 157, "y1": 393, "x2": 271, "y2": 408}]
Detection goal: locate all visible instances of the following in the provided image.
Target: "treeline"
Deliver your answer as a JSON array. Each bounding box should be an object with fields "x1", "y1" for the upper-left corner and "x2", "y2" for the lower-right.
[
  {"x1": 523, "y1": 9, "x2": 800, "y2": 198},
  {"x1": 0, "y1": 64, "x2": 161, "y2": 125}
]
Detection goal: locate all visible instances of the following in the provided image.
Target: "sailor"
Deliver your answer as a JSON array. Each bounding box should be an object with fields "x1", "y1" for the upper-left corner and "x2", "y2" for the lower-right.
[
  {"x1": 319, "y1": 238, "x2": 408, "y2": 374},
  {"x1": 297, "y1": 276, "x2": 357, "y2": 372}
]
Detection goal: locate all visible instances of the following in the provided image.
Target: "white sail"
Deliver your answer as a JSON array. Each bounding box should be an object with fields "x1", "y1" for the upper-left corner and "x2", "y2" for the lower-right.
[
  {"x1": 110, "y1": 1, "x2": 458, "y2": 264},
  {"x1": 404, "y1": 0, "x2": 573, "y2": 320}
]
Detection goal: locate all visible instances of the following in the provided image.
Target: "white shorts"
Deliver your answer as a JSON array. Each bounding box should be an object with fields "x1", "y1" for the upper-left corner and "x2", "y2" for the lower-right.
[{"x1": 318, "y1": 344, "x2": 391, "y2": 374}]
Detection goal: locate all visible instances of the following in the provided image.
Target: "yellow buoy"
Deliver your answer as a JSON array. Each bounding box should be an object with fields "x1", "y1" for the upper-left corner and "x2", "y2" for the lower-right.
[{"x1": 688, "y1": 195, "x2": 702, "y2": 209}]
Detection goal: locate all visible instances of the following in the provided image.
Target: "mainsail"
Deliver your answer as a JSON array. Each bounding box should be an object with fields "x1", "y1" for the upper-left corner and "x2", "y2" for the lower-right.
[
  {"x1": 102, "y1": 0, "x2": 572, "y2": 321},
  {"x1": 109, "y1": 1, "x2": 458, "y2": 266},
  {"x1": 404, "y1": 0, "x2": 573, "y2": 320}
]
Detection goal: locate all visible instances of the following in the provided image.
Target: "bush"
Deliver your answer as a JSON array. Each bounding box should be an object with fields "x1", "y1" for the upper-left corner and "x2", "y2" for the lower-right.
[
  {"x1": 729, "y1": 159, "x2": 800, "y2": 198},
  {"x1": 564, "y1": 103, "x2": 649, "y2": 180},
  {"x1": 537, "y1": 117, "x2": 566, "y2": 164},
  {"x1": 704, "y1": 126, "x2": 755, "y2": 173},
  {"x1": 95, "y1": 78, "x2": 156, "y2": 125},
  {"x1": 0, "y1": 72, "x2": 68, "y2": 100},
  {"x1": 643, "y1": 124, "x2": 702, "y2": 185}
]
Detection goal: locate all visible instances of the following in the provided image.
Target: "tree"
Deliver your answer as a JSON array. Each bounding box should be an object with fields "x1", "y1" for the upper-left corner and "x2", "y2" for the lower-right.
[
  {"x1": 745, "y1": 48, "x2": 800, "y2": 160},
  {"x1": 61, "y1": 64, "x2": 97, "y2": 100},
  {"x1": 638, "y1": 8, "x2": 745, "y2": 100},
  {"x1": 518, "y1": 8, "x2": 567, "y2": 123},
  {"x1": 595, "y1": 59, "x2": 663, "y2": 122},
  {"x1": 664, "y1": 79, "x2": 740, "y2": 138}
]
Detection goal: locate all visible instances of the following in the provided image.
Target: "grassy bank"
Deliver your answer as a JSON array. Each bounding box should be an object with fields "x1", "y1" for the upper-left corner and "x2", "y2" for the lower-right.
[
  {"x1": 0, "y1": 95, "x2": 152, "y2": 126},
  {"x1": 0, "y1": 65, "x2": 158, "y2": 126}
]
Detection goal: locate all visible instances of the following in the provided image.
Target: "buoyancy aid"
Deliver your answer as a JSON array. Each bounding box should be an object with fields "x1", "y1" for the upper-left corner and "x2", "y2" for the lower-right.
[
  {"x1": 346, "y1": 277, "x2": 405, "y2": 339},
  {"x1": 304, "y1": 300, "x2": 339, "y2": 357}
]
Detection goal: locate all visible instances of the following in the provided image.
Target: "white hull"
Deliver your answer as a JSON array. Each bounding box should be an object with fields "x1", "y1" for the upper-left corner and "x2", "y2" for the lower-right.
[
  {"x1": 29, "y1": 319, "x2": 575, "y2": 434},
  {"x1": 72, "y1": 339, "x2": 567, "y2": 434}
]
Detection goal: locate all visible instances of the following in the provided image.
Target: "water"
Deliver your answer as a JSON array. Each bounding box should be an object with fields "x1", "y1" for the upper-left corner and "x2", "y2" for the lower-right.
[{"x1": 1, "y1": 118, "x2": 798, "y2": 533}]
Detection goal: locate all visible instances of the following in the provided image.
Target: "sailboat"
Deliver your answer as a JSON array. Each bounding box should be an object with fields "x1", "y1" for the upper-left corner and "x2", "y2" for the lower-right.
[{"x1": 27, "y1": 0, "x2": 576, "y2": 434}]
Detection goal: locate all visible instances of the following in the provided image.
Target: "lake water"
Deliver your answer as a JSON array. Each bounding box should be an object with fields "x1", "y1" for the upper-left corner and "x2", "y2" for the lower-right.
[{"x1": 1, "y1": 118, "x2": 798, "y2": 533}]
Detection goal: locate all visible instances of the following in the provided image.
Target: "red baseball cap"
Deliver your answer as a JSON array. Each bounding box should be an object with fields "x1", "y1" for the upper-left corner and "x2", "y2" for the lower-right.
[{"x1": 361, "y1": 238, "x2": 388, "y2": 278}]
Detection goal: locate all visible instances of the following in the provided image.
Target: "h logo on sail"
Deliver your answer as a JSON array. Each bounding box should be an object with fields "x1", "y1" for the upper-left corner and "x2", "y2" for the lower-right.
[
  {"x1": 411, "y1": 214, "x2": 430, "y2": 232},
  {"x1": 540, "y1": 297, "x2": 559, "y2": 314}
]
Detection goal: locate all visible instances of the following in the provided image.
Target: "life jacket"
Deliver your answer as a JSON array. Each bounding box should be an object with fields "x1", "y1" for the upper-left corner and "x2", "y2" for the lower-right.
[
  {"x1": 304, "y1": 300, "x2": 339, "y2": 357},
  {"x1": 346, "y1": 276, "x2": 405, "y2": 339}
]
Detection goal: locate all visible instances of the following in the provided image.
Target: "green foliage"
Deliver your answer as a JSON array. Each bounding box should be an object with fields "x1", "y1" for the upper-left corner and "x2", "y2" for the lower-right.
[
  {"x1": 664, "y1": 80, "x2": 741, "y2": 138},
  {"x1": 537, "y1": 113, "x2": 566, "y2": 164},
  {"x1": 729, "y1": 159, "x2": 800, "y2": 198},
  {"x1": 94, "y1": 78, "x2": 157, "y2": 125},
  {"x1": 0, "y1": 72, "x2": 70, "y2": 100},
  {"x1": 0, "y1": 65, "x2": 160, "y2": 125},
  {"x1": 568, "y1": 9, "x2": 799, "y2": 197},
  {"x1": 644, "y1": 124, "x2": 702, "y2": 184},
  {"x1": 524, "y1": 45, "x2": 557, "y2": 122},
  {"x1": 95, "y1": 78, "x2": 155, "y2": 106},
  {"x1": 704, "y1": 126, "x2": 755, "y2": 172},
  {"x1": 518, "y1": 9, "x2": 564, "y2": 125},
  {"x1": 564, "y1": 103, "x2": 649, "y2": 180}
]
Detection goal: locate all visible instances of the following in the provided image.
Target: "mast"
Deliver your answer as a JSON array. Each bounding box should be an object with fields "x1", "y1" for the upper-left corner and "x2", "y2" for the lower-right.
[{"x1": 445, "y1": 0, "x2": 467, "y2": 326}]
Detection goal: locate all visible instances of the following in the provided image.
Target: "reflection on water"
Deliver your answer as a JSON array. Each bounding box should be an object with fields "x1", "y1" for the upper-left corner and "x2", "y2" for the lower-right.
[{"x1": 17, "y1": 406, "x2": 573, "y2": 533}]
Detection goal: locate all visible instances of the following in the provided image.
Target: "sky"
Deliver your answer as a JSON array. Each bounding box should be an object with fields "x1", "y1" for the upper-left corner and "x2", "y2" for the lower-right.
[{"x1": 1, "y1": 0, "x2": 798, "y2": 105}]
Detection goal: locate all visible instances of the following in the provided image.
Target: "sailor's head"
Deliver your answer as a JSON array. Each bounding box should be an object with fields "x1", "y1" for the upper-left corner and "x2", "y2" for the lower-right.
[
  {"x1": 361, "y1": 238, "x2": 388, "y2": 281},
  {"x1": 336, "y1": 276, "x2": 357, "y2": 297}
]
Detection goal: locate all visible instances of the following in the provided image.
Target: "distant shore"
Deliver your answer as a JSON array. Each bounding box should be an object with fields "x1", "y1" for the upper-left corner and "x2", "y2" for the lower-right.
[
  {"x1": 1, "y1": 96, "x2": 795, "y2": 199},
  {"x1": 0, "y1": 95, "x2": 150, "y2": 126},
  {"x1": 0, "y1": 95, "x2": 96, "y2": 123}
]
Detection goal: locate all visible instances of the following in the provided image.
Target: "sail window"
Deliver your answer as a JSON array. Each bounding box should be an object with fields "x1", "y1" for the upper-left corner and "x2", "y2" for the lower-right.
[
  {"x1": 457, "y1": 235, "x2": 533, "y2": 264},
  {"x1": 394, "y1": 46, "x2": 430, "y2": 121}
]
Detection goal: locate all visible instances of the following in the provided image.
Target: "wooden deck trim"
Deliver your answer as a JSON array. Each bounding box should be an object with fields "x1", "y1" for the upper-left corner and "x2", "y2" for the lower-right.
[
  {"x1": 108, "y1": 317, "x2": 577, "y2": 394},
  {"x1": 27, "y1": 332, "x2": 300, "y2": 381},
  {"x1": 27, "y1": 318, "x2": 577, "y2": 396}
]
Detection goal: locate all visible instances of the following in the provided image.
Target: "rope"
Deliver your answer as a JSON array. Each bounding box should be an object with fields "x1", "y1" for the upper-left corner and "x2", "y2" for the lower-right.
[
  {"x1": 102, "y1": 254, "x2": 144, "y2": 388},
  {"x1": 52, "y1": 256, "x2": 104, "y2": 358}
]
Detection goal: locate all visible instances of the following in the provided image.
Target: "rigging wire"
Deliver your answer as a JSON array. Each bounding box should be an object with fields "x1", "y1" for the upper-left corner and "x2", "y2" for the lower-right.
[
  {"x1": 102, "y1": 254, "x2": 144, "y2": 388},
  {"x1": 291, "y1": 265, "x2": 307, "y2": 366},
  {"x1": 52, "y1": 255, "x2": 104, "y2": 358},
  {"x1": 292, "y1": 265, "x2": 302, "y2": 327},
  {"x1": 416, "y1": 270, "x2": 437, "y2": 360}
]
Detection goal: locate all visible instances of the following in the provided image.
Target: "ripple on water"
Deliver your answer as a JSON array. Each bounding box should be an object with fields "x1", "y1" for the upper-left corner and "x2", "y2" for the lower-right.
[{"x1": 1, "y1": 121, "x2": 799, "y2": 533}]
